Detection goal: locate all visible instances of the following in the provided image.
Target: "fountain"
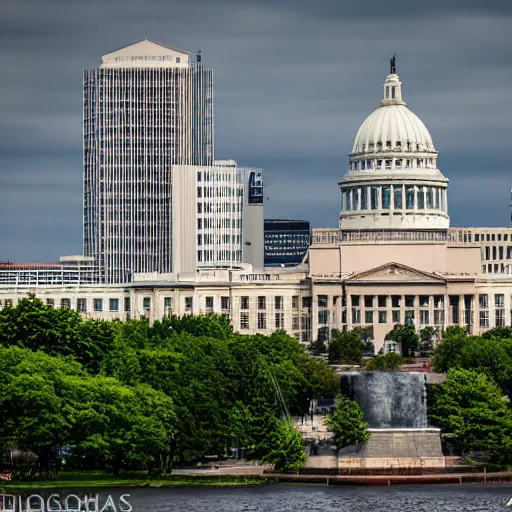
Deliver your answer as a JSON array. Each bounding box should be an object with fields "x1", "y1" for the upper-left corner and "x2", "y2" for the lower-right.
[{"x1": 339, "y1": 371, "x2": 444, "y2": 469}]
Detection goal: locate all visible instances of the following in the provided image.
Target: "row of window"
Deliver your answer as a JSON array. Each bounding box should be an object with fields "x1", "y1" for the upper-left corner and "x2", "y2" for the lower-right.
[
  {"x1": 349, "y1": 157, "x2": 436, "y2": 171},
  {"x1": 240, "y1": 312, "x2": 301, "y2": 331},
  {"x1": 482, "y1": 246, "x2": 512, "y2": 261},
  {"x1": 350, "y1": 309, "x2": 440, "y2": 326},
  {"x1": 341, "y1": 185, "x2": 446, "y2": 212},
  {"x1": 112, "y1": 56, "x2": 183, "y2": 63},
  {"x1": 354, "y1": 140, "x2": 430, "y2": 153},
  {"x1": 351, "y1": 295, "x2": 444, "y2": 308}
]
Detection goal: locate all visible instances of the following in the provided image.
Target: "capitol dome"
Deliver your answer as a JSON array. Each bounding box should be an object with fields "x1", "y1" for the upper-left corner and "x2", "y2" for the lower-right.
[
  {"x1": 338, "y1": 67, "x2": 449, "y2": 234},
  {"x1": 352, "y1": 78, "x2": 435, "y2": 154}
]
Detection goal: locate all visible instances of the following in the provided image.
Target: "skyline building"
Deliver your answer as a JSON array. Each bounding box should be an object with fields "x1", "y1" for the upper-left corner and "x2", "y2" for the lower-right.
[
  {"x1": 264, "y1": 220, "x2": 310, "y2": 267},
  {"x1": 83, "y1": 40, "x2": 214, "y2": 283}
]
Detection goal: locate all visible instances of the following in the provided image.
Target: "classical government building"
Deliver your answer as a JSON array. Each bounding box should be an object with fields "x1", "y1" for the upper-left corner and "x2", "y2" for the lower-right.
[{"x1": 1, "y1": 45, "x2": 512, "y2": 353}]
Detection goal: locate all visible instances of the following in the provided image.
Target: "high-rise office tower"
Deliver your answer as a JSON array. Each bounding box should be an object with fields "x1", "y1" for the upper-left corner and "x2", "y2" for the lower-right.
[{"x1": 83, "y1": 40, "x2": 214, "y2": 283}]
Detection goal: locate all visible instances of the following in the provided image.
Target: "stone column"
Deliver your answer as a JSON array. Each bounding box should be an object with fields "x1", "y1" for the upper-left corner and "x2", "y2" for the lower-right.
[{"x1": 347, "y1": 294, "x2": 353, "y2": 331}]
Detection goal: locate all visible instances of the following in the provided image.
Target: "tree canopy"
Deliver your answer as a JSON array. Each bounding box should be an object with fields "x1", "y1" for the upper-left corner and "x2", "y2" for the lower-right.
[
  {"x1": 428, "y1": 368, "x2": 512, "y2": 466},
  {"x1": 325, "y1": 397, "x2": 369, "y2": 453},
  {"x1": 0, "y1": 298, "x2": 340, "y2": 476}
]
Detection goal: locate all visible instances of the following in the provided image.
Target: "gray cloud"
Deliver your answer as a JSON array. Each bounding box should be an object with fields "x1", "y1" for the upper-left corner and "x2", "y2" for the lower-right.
[{"x1": 0, "y1": 0, "x2": 511, "y2": 260}]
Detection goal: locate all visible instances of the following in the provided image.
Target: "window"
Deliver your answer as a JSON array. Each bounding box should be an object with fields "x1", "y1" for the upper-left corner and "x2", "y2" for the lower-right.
[
  {"x1": 292, "y1": 316, "x2": 300, "y2": 330},
  {"x1": 378, "y1": 311, "x2": 387, "y2": 324},
  {"x1": 275, "y1": 296, "x2": 283, "y2": 310},
  {"x1": 378, "y1": 296, "x2": 387, "y2": 308},
  {"x1": 405, "y1": 296, "x2": 414, "y2": 308},
  {"x1": 205, "y1": 296, "x2": 214, "y2": 311},
  {"x1": 405, "y1": 310, "x2": 414, "y2": 325},
  {"x1": 221, "y1": 296, "x2": 230, "y2": 311},
  {"x1": 352, "y1": 309, "x2": 361, "y2": 324},
  {"x1": 495, "y1": 294, "x2": 504, "y2": 308},
  {"x1": 382, "y1": 187, "x2": 391, "y2": 209},
  {"x1": 302, "y1": 297, "x2": 312, "y2": 309},
  {"x1": 93, "y1": 298, "x2": 103, "y2": 312},
  {"x1": 394, "y1": 186, "x2": 403, "y2": 208},
  {"x1": 420, "y1": 310, "x2": 430, "y2": 325},
  {"x1": 496, "y1": 309, "x2": 505, "y2": 327},
  {"x1": 143, "y1": 297, "x2": 151, "y2": 310},
  {"x1": 318, "y1": 295, "x2": 328, "y2": 308},
  {"x1": 365, "y1": 311, "x2": 373, "y2": 324},
  {"x1": 292, "y1": 296, "x2": 299, "y2": 309},
  {"x1": 351, "y1": 295, "x2": 360, "y2": 307},
  {"x1": 240, "y1": 296, "x2": 249, "y2": 310},
  {"x1": 371, "y1": 186, "x2": 379, "y2": 209},
  {"x1": 364, "y1": 295, "x2": 374, "y2": 308},
  {"x1": 392, "y1": 310, "x2": 400, "y2": 323},
  {"x1": 240, "y1": 312, "x2": 249, "y2": 329},
  {"x1": 185, "y1": 296, "x2": 193, "y2": 310},
  {"x1": 417, "y1": 189, "x2": 425, "y2": 209},
  {"x1": 479, "y1": 294, "x2": 488, "y2": 308},
  {"x1": 434, "y1": 296, "x2": 444, "y2": 309},
  {"x1": 164, "y1": 297, "x2": 173, "y2": 310},
  {"x1": 60, "y1": 298, "x2": 71, "y2": 309},
  {"x1": 406, "y1": 187, "x2": 415, "y2": 209},
  {"x1": 391, "y1": 295, "x2": 401, "y2": 308},
  {"x1": 124, "y1": 297, "x2": 131, "y2": 312},
  {"x1": 361, "y1": 187, "x2": 368, "y2": 210},
  {"x1": 275, "y1": 312, "x2": 284, "y2": 329},
  {"x1": 479, "y1": 310, "x2": 489, "y2": 328},
  {"x1": 77, "y1": 298, "x2": 87, "y2": 313},
  {"x1": 318, "y1": 310, "x2": 329, "y2": 324},
  {"x1": 258, "y1": 296, "x2": 266, "y2": 310},
  {"x1": 46, "y1": 298, "x2": 55, "y2": 308},
  {"x1": 257, "y1": 312, "x2": 267, "y2": 329},
  {"x1": 419, "y1": 296, "x2": 429, "y2": 307},
  {"x1": 109, "y1": 298, "x2": 119, "y2": 312}
]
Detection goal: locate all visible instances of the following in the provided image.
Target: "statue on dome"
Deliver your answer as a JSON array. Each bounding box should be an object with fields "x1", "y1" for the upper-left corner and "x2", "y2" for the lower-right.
[{"x1": 390, "y1": 54, "x2": 396, "y2": 74}]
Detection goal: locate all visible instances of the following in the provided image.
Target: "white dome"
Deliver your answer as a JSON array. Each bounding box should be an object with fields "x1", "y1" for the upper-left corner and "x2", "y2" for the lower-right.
[
  {"x1": 351, "y1": 74, "x2": 435, "y2": 154},
  {"x1": 352, "y1": 104, "x2": 435, "y2": 154}
]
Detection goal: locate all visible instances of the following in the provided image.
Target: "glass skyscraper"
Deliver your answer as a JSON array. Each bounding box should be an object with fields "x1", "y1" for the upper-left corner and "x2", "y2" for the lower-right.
[{"x1": 83, "y1": 40, "x2": 213, "y2": 283}]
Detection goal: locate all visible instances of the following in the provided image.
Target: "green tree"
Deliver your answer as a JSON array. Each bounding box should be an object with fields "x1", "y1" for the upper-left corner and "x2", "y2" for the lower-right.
[
  {"x1": 328, "y1": 330, "x2": 364, "y2": 364},
  {"x1": 258, "y1": 419, "x2": 306, "y2": 473},
  {"x1": 308, "y1": 338, "x2": 326, "y2": 355},
  {"x1": 482, "y1": 327, "x2": 512, "y2": 340},
  {"x1": 365, "y1": 353, "x2": 403, "y2": 371},
  {"x1": 325, "y1": 397, "x2": 370, "y2": 453},
  {"x1": 431, "y1": 327, "x2": 468, "y2": 372},
  {"x1": 385, "y1": 324, "x2": 419, "y2": 357},
  {"x1": 428, "y1": 368, "x2": 512, "y2": 466}
]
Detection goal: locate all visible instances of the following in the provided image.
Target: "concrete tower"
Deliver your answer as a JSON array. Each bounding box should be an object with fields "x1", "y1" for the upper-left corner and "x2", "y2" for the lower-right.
[{"x1": 83, "y1": 40, "x2": 214, "y2": 283}]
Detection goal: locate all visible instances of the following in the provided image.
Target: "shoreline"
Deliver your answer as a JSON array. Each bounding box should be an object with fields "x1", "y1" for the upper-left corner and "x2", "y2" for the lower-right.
[{"x1": 2, "y1": 470, "x2": 512, "y2": 491}]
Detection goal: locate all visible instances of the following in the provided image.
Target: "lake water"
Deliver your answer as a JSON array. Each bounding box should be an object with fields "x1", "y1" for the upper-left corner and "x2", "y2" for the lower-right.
[{"x1": 26, "y1": 484, "x2": 512, "y2": 512}]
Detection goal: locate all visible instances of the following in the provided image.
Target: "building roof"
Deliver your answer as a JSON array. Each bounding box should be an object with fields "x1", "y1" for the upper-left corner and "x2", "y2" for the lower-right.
[{"x1": 352, "y1": 74, "x2": 435, "y2": 154}]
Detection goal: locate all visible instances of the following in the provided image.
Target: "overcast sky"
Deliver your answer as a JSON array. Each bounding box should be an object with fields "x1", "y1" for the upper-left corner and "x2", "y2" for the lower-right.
[{"x1": 1, "y1": 0, "x2": 511, "y2": 261}]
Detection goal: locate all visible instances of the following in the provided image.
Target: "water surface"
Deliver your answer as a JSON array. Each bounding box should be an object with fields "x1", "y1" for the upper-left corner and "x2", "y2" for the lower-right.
[{"x1": 41, "y1": 484, "x2": 512, "y2": 512}]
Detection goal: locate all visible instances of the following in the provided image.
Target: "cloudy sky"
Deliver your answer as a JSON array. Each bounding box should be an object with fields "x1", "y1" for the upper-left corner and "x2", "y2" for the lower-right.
[{"x1": 1, "y1": 0, "x2": 511, "y2": 261}]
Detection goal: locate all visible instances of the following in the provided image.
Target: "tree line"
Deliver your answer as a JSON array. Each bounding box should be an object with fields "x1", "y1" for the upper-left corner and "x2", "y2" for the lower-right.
[{"x1": 0, "y1": 296, "x2": 340, "y2": 477}]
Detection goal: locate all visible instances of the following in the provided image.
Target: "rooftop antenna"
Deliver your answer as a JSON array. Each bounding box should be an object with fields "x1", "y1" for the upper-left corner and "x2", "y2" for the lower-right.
[{"x1": 197, "y1": 50, "x2": 202, "y2": 64}]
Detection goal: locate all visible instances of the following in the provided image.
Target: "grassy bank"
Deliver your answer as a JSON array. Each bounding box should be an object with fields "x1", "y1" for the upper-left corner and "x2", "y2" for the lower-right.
[{"x1": 0, "y1": 471, "x2": 268, "y2": 492}]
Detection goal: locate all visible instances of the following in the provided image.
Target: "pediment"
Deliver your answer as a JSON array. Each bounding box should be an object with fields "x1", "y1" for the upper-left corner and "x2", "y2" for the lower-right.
[{"x1": 347, "y1": 263, "x2": 445, "y2": 283}]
